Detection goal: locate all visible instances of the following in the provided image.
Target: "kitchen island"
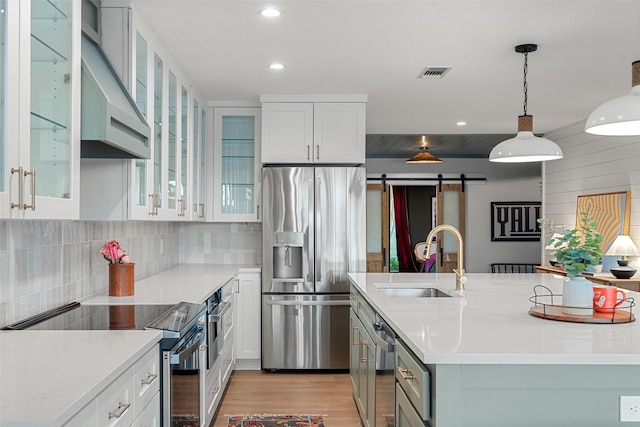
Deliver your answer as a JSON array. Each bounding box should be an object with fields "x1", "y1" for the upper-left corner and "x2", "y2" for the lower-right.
[{"x1": 348, "y1": 272, "x2": 640, "y2": 426}]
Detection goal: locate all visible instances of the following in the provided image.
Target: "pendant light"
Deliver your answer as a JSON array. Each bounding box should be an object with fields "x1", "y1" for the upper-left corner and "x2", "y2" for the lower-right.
[
  {"x1": 406, "y1": 136, "x2": 442, "y2": 164},
  {"x1": 489, "y1": 44, "x2": 563, "y2": 163},
  {"x1": 585, "y1": 61, "x2": 640, "y2": 135}
]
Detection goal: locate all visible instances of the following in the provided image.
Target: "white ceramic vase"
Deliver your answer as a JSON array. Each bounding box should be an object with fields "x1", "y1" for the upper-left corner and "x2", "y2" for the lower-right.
[{"x1": 562, "y1": 276, "x2": 594, "y2": 316}]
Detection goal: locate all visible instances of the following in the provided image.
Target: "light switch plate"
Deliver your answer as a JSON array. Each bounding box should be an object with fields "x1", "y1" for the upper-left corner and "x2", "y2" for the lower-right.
[{"x1": 620, "y1": 396, "x2": 640, "y2": 422}]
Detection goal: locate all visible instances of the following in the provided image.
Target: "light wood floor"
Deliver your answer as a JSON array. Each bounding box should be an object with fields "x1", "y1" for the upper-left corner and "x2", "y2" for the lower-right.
[{"x1": 210, "y1": 371, "x2": 362, "y2": 427}]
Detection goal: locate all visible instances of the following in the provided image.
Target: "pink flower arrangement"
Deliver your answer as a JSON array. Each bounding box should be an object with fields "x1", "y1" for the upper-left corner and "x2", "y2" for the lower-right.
[{"x1": 100, "y1": 240, "x2": 132, "y2": 264}]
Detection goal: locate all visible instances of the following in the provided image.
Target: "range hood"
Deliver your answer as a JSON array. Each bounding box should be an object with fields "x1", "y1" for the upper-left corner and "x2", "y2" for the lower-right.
[{"x1": 81, "y1": 34, "x2": 150, "y2": 159}]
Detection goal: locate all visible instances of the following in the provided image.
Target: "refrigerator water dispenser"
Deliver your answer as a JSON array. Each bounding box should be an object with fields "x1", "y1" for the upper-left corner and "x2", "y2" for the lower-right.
[{"x1": 272, "y1": 232, "x2": 304, "y2": 279}]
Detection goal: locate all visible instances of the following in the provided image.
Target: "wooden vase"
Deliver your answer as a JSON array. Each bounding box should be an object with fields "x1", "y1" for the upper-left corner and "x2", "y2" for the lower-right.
[{"x1": 109, "y1": 263, "x2": 135, "y2": 296}]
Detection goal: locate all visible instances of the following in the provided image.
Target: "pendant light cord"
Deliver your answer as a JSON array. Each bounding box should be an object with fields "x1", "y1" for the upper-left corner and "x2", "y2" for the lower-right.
[{"x1": 523, "y1": 51, "x2": 528, "y2": 116}]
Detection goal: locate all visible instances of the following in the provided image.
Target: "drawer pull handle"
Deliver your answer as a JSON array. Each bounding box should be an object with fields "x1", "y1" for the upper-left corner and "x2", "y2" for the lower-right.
[
  {"x1": 141, "y1": 372, "x2": 158, "y2": 386},
  {"x1": 399, "y1": 368, "x2": 415, "y2": 381},
  {"x1": 360, "y1": 339, "x2": 368, "y2": 363},
  {"x1": 108, "y1": 402, "x2": 131, "y2": 419},
  {"x1": 226, "y1": 358, "x2": 232, "y2": 365},
  {"x1": 211, "y1": 386, "x2": 221, "y2": 394},
  {"x1": 350, "y1": 295, "x2": 357, "y2": 301}
]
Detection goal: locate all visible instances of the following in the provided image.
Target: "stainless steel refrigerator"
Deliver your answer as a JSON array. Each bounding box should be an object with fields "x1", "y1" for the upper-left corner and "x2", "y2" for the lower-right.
[{"x1": 262, "y1": 166, "x2": 366, "y2": 370}]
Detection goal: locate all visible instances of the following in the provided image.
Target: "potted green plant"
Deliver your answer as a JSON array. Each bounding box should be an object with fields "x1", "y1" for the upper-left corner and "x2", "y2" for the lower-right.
[{"x1": 538, "y1": 212, "x2": 603, "y2": 315}]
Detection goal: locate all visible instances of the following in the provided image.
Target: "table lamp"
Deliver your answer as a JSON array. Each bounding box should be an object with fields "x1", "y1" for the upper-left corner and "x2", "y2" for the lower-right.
[{"x1": 605, "y1": 235, "x2": 640, "y2": 279}]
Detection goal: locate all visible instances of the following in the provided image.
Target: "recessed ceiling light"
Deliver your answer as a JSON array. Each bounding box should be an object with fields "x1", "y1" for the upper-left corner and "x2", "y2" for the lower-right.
[
  {"x1": 269, "y1": 63, "x2": 284, "y2": 70},
  {"x1": 260, "y1": 8, "x2": 281, "y2": 17},
  {"x1": 456, "y1": 121, "x2": 467, "y2": 126}
]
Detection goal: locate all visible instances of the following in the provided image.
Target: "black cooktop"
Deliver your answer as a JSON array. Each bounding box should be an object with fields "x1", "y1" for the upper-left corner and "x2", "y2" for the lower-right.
[{"x1": 4, "y1": 303, "x2": 176, "y2": 331}]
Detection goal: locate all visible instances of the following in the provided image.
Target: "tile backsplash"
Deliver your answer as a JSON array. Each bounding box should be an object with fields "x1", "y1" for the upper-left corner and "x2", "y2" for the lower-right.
[{"x1": 0, "y1": 220, "x2": 261, "y2": 328}]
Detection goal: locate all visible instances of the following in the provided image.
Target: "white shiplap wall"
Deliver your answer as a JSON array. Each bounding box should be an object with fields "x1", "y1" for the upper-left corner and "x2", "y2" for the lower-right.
[{"x1": 542, "y1": 120, "x2": 640, "y2": 263}]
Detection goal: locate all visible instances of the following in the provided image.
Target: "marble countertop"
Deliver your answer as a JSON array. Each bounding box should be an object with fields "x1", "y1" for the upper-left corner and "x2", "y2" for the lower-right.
[
  {"x1": 348, "y1": 272, "x2": 640, "y2": 365},
  {"x1": 83, "y1": 264, "x2": 260, "y2": 305},
  {"x1": 0, "y1": 330, "x2": 162, "y2": 427}
]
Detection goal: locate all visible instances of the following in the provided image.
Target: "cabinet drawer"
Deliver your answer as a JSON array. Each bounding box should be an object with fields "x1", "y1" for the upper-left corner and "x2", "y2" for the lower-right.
[
  {"x1": 63, "y1": 400, "x2": 97, "y2": 427},
  {"x1": 205, "y1": 367, "x2": 222, "y2": 425},
  {"x1": 96, "y1": 367, "x2": 135, "y2": 426},
  {"x1": 131, "y1": 391, "x2": 160, "y2": 427},
  {"x1": 134, "y1": 345, "x2": 160, "y2": 414},
  {"x1": 222, "y1": 305, "x2": 234, "y2": 342},
  {"x1": 396, "y1": 383, "x2": 427, "y2": 427},
  {"x1": 349, "y1": 286, "x2": 359, "y2": 311},
  {"x1": 357, "y1": 296, "x2": 375, "y2": 329},
  {"x1": 395, "y1": 339, "x2": 430, "y2": 422},
  {"x1": 221, "y1": 340, "x2": 235, "y2": 385}
]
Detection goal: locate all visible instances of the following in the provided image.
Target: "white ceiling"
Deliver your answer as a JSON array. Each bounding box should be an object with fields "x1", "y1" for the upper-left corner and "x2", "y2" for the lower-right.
[{"x1": 131, "y1": 0, "x2": 640, "y2": 157}]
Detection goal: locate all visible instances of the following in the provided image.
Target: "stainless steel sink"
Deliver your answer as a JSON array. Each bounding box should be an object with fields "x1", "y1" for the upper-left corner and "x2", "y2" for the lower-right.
[{"x1": 376, "y1": 287, "x2": 451, "y2": 298}]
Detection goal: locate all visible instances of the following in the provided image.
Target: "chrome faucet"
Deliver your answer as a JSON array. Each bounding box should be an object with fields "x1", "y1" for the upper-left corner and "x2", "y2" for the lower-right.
[{"x1": 425, "y1": 224, "x2": 468, "y2": 291}]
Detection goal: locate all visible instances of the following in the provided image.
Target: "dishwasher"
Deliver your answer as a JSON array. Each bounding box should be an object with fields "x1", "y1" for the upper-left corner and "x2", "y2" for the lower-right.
[{"x1": 373, "y1": 313, "x2": 396, "y2": 427}]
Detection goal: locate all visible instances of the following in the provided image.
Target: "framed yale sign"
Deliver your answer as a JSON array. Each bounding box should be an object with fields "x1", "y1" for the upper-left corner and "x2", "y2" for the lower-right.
[{"x1": 491, "y1": 202, "x2": 541, "y2": 241}]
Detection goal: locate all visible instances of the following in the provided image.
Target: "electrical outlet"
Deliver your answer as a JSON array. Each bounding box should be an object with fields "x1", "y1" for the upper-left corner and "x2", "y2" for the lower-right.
[{"x1": 620, "y1": 396, "x2": 640, "y2": 422}]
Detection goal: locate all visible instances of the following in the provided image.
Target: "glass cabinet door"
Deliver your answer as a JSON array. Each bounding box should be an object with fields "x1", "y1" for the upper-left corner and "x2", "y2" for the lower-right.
[
  {"x1": 179, "y1": 85, "x2": 188, "y2": 218},
  {"x1": 30, "y1": 0, "x2": 72, "y2": 201},
  {"x1": 212, "y1": 107, "x2": 261, "y2": 222},
  {"x1": 167, "y1": 71, "x2": 177, "y2": 212},
  {"x1": 131, "y1": 31, "x2": 149, "y2": 217},
  {"x1": 152, "y1": 53, "x2": 163, "y2": 215}
]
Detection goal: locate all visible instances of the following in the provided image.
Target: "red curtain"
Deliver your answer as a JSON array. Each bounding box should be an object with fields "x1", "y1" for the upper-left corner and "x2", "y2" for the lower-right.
[{"x1": 393, "y1": 187, "x2": 412, "y2": 272}]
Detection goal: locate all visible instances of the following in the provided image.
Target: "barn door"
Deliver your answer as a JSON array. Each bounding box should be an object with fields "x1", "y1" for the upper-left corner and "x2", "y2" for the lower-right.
[
  {"x1": 366, "y1": 184, "x2": 389, "y2": 272},
  {"x1": 435, "y1": 184, "x2": 466, "y2": 273}
]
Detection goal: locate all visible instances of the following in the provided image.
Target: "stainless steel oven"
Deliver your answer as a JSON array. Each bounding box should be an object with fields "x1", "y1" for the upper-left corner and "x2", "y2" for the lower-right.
[
  {"x1": 206, "y1": 289, "x2": 230, "y2": 369},
  {"x1": 146, "y1": 301, "x2": 207, "y2": 427}
]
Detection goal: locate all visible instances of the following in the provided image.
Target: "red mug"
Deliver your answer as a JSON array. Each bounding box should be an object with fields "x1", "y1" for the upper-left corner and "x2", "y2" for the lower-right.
[{"x1": 593, "y1": 285, "x2": 627, "y2": 313}]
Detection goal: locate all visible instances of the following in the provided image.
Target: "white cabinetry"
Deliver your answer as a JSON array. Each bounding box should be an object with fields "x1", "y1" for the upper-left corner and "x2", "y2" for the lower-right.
[
  {"x1": 1, "y1": 0, "x2": 81, "y2": 219},
  {"x1": 261, "y1": 95, "x2": 366, "y2": 165},
  {"x1": 203, "y1": 279, "x2": 236, "y2": 427},
  {"x1": 211, "y1": 107, "x2": 261, "y2": 222},
  {"x1": 234, "y1": 268, "x2": 262, "y2": 369},
  {"x1": 63, "y1": 344, "x2": 161, "y2": 427},
  {"x1": 80, "y1": 6, "x2": 208, "y2": 222}
]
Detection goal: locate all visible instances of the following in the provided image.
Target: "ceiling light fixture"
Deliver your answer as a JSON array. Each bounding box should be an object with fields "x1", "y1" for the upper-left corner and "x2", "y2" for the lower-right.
[
  {"x1": 585, "y1": 61, "x2": 640, "y2": 135},
  {"x1": 456, "y1": 121, "x2": 467, "y2": 126},
  {"x1": 269, "y1": 63, "x2": 284, "y2": 70},
  {"x1": 406, "y1": 136, "x2": 442, "y2": 164},
  {"x1": 260, "y1": 7, "x2": 281, "y2": 17},
  {"x1": 489, "y1": 44, "x2": 563, "y2": 163}
]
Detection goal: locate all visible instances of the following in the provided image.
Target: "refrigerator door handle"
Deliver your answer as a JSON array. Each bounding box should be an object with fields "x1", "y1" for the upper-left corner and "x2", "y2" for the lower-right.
[
  {"x1": 264, "y1": 300, "x2": 350, "y2": 306},
  {"x1": 315, "y1": 176, "x2": 322, "y2": 283}
]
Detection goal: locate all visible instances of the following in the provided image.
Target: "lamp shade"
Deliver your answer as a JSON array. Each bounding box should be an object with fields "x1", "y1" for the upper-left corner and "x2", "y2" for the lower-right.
[
  {"x1": 605, "y1": 235, "x2": 640, "y2": 257},
  {"x1": 585, "y1": 61, "x2": 640, "y2": 136},
  {"x1": 406, "y1": 148, "x2": 442, "y2": 164},
  {"x1": 489, "y1": 131, "x2": 563, "y2": 163}
]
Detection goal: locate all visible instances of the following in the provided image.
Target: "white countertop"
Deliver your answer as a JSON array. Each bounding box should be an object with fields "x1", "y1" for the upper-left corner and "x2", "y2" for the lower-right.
[
  {"x1": 0, "y1": 330, "x2": 162, "y2": 427},
  {"x1": 1, "y1": 264, "x2": 259, "y2": 426},
  {"x1": 83, "y1": 264, "x2": 260, "y2": 305},
  {"x1": 348, "y1": 272, "x2": 640, "y2": 365}
]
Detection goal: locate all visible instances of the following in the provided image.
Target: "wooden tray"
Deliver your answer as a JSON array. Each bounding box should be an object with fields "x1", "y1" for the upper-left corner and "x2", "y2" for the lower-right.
[{"x1": 529, "y1": 304, "x2": 635, "y2": 324}]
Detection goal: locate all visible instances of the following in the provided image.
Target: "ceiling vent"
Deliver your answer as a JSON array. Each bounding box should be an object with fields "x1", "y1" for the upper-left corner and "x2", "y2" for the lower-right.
[{"x1": 418, "y1": 66, "x2": 452, "y2": 79}]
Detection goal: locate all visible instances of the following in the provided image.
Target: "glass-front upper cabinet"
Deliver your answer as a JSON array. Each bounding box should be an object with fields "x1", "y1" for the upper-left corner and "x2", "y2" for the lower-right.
[
  {"x1": 212, "y1": 107, "x2": 262, "y2": 222},
  {"x1": 130, "y1": 31, "x2": 149, "y2": 218},
  {"x1": 1, "y1": 0, "x2": 80, "y2": 219},
  {"x1": 179, "y1": 85, "x2": 189, "y2": 218},
  {"x1": 190, "y1": 100, "x2": 206, "y2": 221}
]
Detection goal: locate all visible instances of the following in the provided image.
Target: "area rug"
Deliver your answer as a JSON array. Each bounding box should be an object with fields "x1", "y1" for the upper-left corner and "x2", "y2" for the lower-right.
[{"x1": 227, "y1": 414, "x2": 325, "y2": 426}]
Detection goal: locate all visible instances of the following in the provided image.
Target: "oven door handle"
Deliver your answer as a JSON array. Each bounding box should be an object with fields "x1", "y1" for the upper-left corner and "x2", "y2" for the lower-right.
[
  {"x1": 170, "y1": 332, "x2": 205, "y2": 365},
  {"x1": 209, "y1": 302, "x2": 231, "y2": 321}
]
